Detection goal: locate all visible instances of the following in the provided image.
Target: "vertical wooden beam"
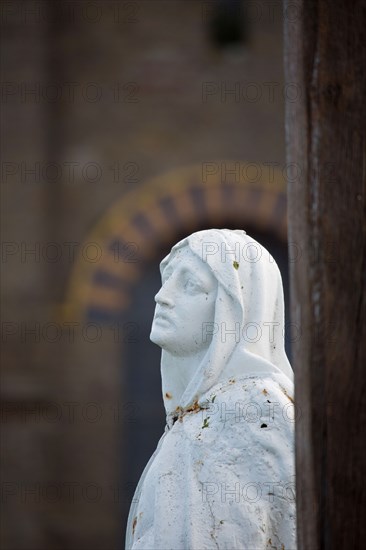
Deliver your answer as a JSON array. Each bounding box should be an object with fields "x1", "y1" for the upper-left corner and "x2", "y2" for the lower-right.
[{"x1": 284, "y1": 1, "x2": 366, "y2": 549}]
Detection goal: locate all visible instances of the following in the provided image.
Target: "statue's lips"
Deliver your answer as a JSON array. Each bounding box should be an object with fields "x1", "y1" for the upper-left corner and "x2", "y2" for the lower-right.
[{"x1": 153, "y1": 312, "x2": 172, "y2": 324}]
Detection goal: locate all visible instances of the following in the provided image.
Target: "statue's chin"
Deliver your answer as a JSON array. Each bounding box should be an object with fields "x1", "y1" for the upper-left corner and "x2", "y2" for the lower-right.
[
  {"x1": 149, "y1": 328, "x2": 167, "y2": 349},
  {"x1": 150, "y1": 330, "x2": 182, "y2": 355}
]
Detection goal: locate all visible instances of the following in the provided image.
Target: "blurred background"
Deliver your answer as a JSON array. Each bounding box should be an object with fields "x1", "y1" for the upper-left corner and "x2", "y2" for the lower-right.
[{"x1": 1, "y1": 1, "x2": 294, "y2": 548}]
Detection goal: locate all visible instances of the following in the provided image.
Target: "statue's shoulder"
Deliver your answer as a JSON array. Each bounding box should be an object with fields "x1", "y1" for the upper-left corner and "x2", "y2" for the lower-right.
[
  {"x1": 178, "y1": 373, "x2": 295, "y2": 450},
  {"x1": 202, "y1": 372, "x2": 294, "y2": 409}
]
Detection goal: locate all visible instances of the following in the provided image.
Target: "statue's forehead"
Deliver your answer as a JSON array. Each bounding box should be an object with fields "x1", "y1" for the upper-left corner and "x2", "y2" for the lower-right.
[
  {"x1": 161, "y1": 245, "x2": 218, "y2": 285},
  {"x1": 162, "y1": 245, "x2": 202, "y2": 271}
]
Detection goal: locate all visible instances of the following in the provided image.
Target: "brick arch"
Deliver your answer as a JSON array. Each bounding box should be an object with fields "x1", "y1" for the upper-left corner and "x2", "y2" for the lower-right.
[{"x1": 64, "y1": 161, "x2": 287, "y2": 321}]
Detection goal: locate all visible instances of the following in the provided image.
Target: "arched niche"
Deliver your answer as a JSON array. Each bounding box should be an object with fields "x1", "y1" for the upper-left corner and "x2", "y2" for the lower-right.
[{"x1": 62, "y1": 161, "x2": 289, "y2": 543}]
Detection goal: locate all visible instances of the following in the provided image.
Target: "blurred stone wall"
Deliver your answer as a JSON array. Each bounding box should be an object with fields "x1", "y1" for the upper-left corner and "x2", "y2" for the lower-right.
[{"x1": 1, "y1": 1, "x2": 289, "y2": 548}]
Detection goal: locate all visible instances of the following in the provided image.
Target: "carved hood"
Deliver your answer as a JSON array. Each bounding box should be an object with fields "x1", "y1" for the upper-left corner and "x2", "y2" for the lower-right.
[{"x1": 159, "y1": 228, "x2": 293, "y2": 418}]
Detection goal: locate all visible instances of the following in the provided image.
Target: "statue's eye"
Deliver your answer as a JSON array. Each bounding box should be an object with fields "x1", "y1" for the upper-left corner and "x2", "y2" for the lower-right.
[{"x1": 184, "y1": 279, "x2": 199, "y2": 291}]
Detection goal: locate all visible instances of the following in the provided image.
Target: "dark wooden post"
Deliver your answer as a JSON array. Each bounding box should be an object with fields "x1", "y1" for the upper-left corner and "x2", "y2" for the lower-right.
[{"x1": 284, "y1": 1, "x2": 366, "y2": 549}]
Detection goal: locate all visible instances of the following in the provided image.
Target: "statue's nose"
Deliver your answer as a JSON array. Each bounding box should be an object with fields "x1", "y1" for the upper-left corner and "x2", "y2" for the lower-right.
[{"x1": 154, "y1": 285, "x2": 174, "y2": 307}]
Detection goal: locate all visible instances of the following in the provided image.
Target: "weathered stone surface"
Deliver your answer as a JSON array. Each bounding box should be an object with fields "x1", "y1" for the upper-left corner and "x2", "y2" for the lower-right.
[{"x1": 126, "y1": 229, "x2": 296, "y2": 549}]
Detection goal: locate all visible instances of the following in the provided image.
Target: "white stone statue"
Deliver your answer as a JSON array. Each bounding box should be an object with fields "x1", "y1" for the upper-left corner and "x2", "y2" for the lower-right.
[{"x1": 126, "y1": 229, "x2": 296, "y2": 550}]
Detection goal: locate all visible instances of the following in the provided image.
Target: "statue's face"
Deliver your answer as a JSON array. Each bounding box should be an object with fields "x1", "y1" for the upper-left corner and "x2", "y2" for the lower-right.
[{"x1": 150, "y1": 246, "x2": 218, "y2": 356}]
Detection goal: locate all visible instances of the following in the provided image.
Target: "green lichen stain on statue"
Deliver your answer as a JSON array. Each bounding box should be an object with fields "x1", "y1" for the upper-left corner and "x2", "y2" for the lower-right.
[{"x1": 202, "y1": 417, "x2": 210, "y2": 429}]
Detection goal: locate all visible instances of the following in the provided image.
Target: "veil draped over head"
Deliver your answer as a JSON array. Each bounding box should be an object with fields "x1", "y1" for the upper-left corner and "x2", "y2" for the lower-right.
[{"x1": 159, "y1": 228, "x2": 293, "y2": 417}]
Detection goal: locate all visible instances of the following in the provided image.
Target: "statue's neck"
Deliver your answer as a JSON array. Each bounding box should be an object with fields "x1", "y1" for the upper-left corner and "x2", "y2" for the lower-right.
[{"x1": 160, "y1": 348, "x2": 208, "y2": 412}]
